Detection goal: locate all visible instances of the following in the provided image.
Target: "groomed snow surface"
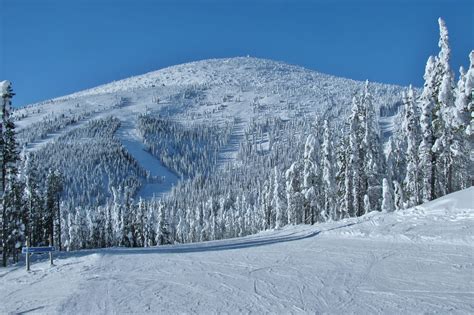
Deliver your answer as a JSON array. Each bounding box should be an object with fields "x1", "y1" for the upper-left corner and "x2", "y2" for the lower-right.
[{"x1": 1, "y1": 188, "x2": 473, "y2": 314}]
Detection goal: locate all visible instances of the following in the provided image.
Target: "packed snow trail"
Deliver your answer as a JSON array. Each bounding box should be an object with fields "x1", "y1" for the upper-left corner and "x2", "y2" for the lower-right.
[
  {"x1": 217, "y1": 117, "x2": 247, "y2": 167},
  {"x1": 0, "y1": 188, "x2": 472, "y2": 314},
  {"x1": 116, "y1": 119, "x2": 179, "y2": 199}
]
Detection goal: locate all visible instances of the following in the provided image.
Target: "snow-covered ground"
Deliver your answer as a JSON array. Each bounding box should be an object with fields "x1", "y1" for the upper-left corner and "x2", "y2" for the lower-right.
[{"x1": 1, "y1": 187, "x2": 472, "y2": 314}]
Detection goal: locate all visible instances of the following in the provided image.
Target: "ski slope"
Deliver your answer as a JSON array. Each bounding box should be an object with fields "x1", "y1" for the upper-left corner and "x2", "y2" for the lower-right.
[{"x1": 1, "y1": 188, "x2": 472, "y2": 314}]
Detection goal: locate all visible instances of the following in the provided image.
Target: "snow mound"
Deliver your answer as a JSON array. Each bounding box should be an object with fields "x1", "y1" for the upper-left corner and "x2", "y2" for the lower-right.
[
  {"x1": 419, "y1": 186, "x2": 473, "y2": 211},
  {"x1": 322, "y1": 187, "x2": 474, "y2": 245}
]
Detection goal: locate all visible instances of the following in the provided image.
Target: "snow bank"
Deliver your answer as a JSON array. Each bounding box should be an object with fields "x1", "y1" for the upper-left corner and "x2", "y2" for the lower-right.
[
  {"x1": 419, "y1": 186, "x2": 473, "y2": 211},
  {"x1": 322, "y1": 187, "x2": 474, "y2": 245}
]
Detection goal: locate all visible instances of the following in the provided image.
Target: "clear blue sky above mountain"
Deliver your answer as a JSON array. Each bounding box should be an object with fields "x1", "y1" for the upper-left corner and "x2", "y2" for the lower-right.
[{"x1": 1, "y1": 0, "x2": 472, "y2": 106}]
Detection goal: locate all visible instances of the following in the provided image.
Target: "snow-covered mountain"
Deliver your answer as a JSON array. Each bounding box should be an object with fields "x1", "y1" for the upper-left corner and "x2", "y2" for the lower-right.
[
  {"x1": 12, "y1": 57, "x2": 406, "y2": 203},
  {"x1": 1, "y1": 187, "x2": 472, "y2": 314}
]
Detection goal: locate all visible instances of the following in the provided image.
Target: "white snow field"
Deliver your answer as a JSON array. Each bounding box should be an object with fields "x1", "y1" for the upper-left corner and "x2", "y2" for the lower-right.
[{"x1": 1, "y1": 187, "x2": 472, "y2": 314}]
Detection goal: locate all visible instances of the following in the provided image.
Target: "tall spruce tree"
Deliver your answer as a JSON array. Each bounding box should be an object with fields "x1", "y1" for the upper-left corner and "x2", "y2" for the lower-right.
[
  {"x1": 321, "y1": 120, "x2": 336, "y2": 219},
  {"x1": 285, "y1": 161, "x2": 303, "y2": 225},
  {"x1": 402, "y1": 86, "x2": 422, "y2": 206},
  {"x1": 347, "y1": 96, "x2": 362, "y2": 217},
  {"x1": 302, "y1": 134, "x2": 320, "y2": 224},
  {"x1": 361, "y1": 81, "x2": 384, "y2": 211},
  {"x1": 419, "y1": 18, "x2": 455, "y2": 201},
  {"x1": 272, "y1": 166, "x2": 286, "y2": 228},
  {"x1": 1, "y1": 81, "x2": 21, "y2": 267}
]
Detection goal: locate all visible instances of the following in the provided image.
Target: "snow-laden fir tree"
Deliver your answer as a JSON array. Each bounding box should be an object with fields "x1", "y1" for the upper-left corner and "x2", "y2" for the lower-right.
[
  {"x1": 285, "y1": 161, "x2": 304, "y2": 225},
  {"x1": 418, "y1": 56, "x2": 437, "y2": 202},
  {"x1": 262, "y1": 176, "x2": 274, "y2": 229},
  {"x1": 272, "y1": 166, "x2": 286, "y2": 228},
  {"x1": 385, "y1": 137, "x2": 398, "y2": 185},
  {"x1": 362, "y1": 81, "x2": 384, "y2": 211},
  {"x1": 135, "y1": 198, "x2": 147, "y2": 246},
  {"x1": 21, "y1": 153, "x2": 43, "y2": 246},
  {"x1": 402, "y1": 86, "x2": 422, "y2": 207},
  {"x1": 433, "y1": 18, "x2": 458, "y2": 195},
  {"x1": 111, "y1": 186, "x2": 124, "y2": 246},
  {"x1": 176, "y1": 208, "x2": 187, "y2": 243},
  {"x1": 452, "y1": 51, "x2": 474, "y2": 188},
  {"x1": 321, "y1": 120, "x2": 336, "y2": 220},
  {"x1": 363, "y1": 194, "x2": 370, "y2": 215},
  {"x1": 348, "y1": 94, "x2": 364, "y2": 217},
  {"x1": 464, "y1": 52, "x2": 474, "y2": 137},
  {"x1": 45, "y1": 169, "x2": 63, "y2": 249},
  {"x1": 381, "y1": 178, "x2": 395, "y2": 212},
  {"x1": 419, "y1": 18, "x2": 457, "y2": 200},
  {"x1": 1, "y1": 81, "x2": 22, "y2": 267},
  {"x1": 464, "y1": 52, "x2": 474, "y2": 185},
  {"x1": 335, "y1": 134, "x2": 350, "y2": 219},
  {"x1": 209, "y1": 197, "x2": 220, "y2": 240},
  {"x1": 302, "y1": 134, "x2": 320, "y2": 224},
  {"x1": 156, "y1": 200, "x2": 171, "y2": 245}
]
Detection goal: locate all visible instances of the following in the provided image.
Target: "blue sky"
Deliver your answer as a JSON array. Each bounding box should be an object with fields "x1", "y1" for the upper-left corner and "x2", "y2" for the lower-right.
[{"x1": 1, "y1": 0, "x2": 472, "y2": 106}]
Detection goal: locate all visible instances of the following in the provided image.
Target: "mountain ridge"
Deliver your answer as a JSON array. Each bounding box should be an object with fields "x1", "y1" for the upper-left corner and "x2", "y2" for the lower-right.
[{"x1": 17, "y1": 57, "x2": 408, "y2": 109}]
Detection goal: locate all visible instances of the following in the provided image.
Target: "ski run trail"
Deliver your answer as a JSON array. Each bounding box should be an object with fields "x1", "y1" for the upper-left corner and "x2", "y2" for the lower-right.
[{"x1": 1, "y1": 188, "x2": 473, "y2": 314}]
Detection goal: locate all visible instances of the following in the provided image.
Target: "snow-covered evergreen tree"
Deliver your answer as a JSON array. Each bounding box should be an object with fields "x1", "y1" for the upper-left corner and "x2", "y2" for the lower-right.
[
  {"x1": 156, "y1": 201, "x2": 171, "y2": 245},
  {"x1": 433, "y1": 18, "x2": 458, "y2": 196},
  {"x1": 363, "y1": 194, "x2": 370, "y2": 215},
  {"x1": 21, "y1": 153, "x2": 43, "y2": 246},
  {"x1": 418, "y1": 56, "x2": 437, "y2": 202},
  {"x1": 1, "y1": 81, "x2": 22, "y2": 266},
  {"x1": 335, "y1": 135, "x2": 349, "y2": 219},
  {"x1": 381, "y1": 178, "x2": 395, "y2": 212},
  {"x1": 272, "y1": 166, "x2": 286, "y2": 228},
  {"x1": 302, "y1": 134, "x2": 320, "y2": 224},
  {"x1": 402, "y1": 86, "x2": 422, "y2": 206},
  {"x1": 361, "y1": 81, "x2": 384, "y2": 211},
  {"x1": 176, "y1": 208, "x2": 187, "y2": 243},
  {"x1": 348, "y1": 94, "x2": 364, "y2": 217},
  {"x1": 285, "y1": 161, "x2": 303, "y2": 225},
  {"x1": 451, "y1": 51, "x2": 474, "y2": 189},
  {"x1": 418, "y1": 18, "x2": 457, "y2": 201},
  {"x1": 262, "y1": 177, "x2": 274, "y2": 230},
  {"x1": 321, "y1": 120, "x2": 335, "y2": 219}
]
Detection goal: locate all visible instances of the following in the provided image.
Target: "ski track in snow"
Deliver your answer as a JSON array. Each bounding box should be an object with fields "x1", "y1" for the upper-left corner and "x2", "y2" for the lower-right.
[
  {"x1": 21, "y1": 92, "x2": 182, "y2": 199},
  {"x1": 1, "y1": 188, "x2": 473, "y2": 314},
  {"x1": 116, "y1": 118, "x2": 180, "y2": 199},
  {"x1": 217, "y1": 117, "x2": 246, "y2": 168}
]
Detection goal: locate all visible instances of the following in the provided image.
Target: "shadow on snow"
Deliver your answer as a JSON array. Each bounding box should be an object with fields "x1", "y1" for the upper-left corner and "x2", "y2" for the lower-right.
[
  {"x1": 8, "y1": 222, "x2": 357, "y2": 268},
  {"x1": 101, "y1": 222, "x2": 357, "y2": 256}
]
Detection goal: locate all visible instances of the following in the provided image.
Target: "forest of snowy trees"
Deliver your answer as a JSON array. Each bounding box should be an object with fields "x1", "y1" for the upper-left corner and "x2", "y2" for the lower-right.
[
  {"x1": 0, "y1": 18, "x2": 472, "y2": 265},
  {"x1": 0, "y1": 81, "x2": 64, "y2": 266}
]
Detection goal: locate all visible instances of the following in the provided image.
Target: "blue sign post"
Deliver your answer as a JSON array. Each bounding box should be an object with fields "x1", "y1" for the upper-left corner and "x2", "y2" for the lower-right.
[
  {"x1": 22, "y1": 246, "x2": 56, "y2": 254},
  {"x1": 22, "y1": 241, "x2": 56, "y2": 271}
]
